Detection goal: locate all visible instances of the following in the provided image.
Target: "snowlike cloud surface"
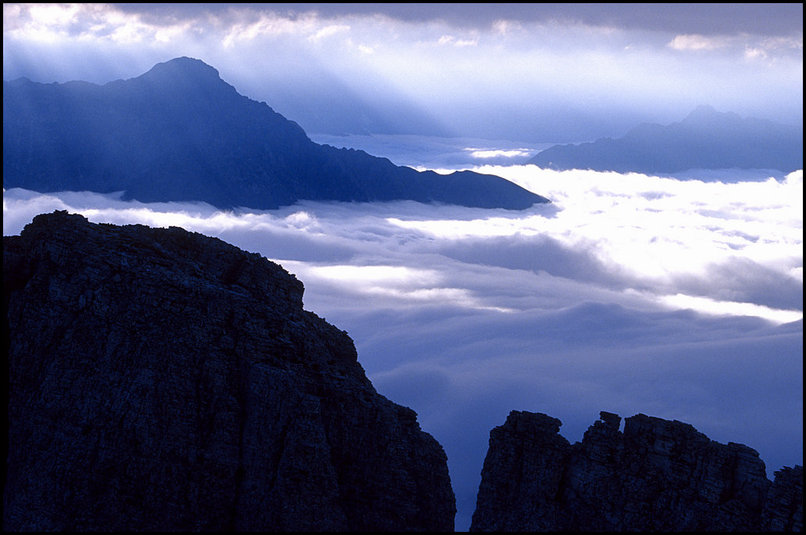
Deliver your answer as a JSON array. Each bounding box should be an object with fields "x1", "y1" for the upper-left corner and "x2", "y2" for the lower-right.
[
  {"x1": 3, "y1": 4, "x2": 802, "y2": 141},
  {"x1": 4, "y1": 165, "x2": 802, "y2": 530}
]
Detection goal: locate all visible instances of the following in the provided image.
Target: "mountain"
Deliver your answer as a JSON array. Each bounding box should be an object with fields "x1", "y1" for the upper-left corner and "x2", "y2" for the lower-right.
[
  {"x1": 4, "y1": 212, "x2": 802, "y2": 531},
  {"x1": 471, "y1": 410, "x2": 803, "y2": 532},
  {"x1": 529, "y1": 105, "x2": 803, "y2": 174},
  {"x1": 2, "y1": 57, "x2": 548, "y2": 210},
  {"x1": 3, "y1": 211, "x2": 455, "y2": 531}
]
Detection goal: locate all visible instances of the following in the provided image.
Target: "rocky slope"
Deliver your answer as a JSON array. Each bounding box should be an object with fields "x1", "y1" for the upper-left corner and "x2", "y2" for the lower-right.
[
  {"x1": 3, "y1": 211, "x2": 455, "y2": 531},
  {"x1": 471, "y1": 410, "x2": 803, "y2": 532},
  {"x1": 3, "y1": 56, "x2": 548, "y2": 210}
]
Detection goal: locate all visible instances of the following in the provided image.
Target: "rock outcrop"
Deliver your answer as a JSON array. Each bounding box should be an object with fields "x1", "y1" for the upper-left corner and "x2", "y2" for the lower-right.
[
  {"x1": 471, "y1": 410, "x2": 803, "y2": 532},
  {"x1": 3, "y1": 211, "x2": 455, "y2": 531}
]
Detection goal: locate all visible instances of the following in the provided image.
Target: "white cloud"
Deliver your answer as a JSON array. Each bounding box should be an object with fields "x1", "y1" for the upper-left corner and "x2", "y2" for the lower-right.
[
  {"x1": 658, "y1": 293, "x2": 802, "y2": 324},
  {"x1": 466, "y1": 148, "x2": 533, "y2": 159},
  {"x1": 491, "y1": 19, "x2": 522, "y2": 36},
  {"x1": 308, "y1": 23, "x2": 350, "y2": 42},
  {"x1": 744, "y1": 47, "x2": 768, "y2": 60},
  {"x1": 668, "y1": 33, "x2": 729, "y2": 51},
  {"x1": 5, "y1": 166, "x2": 801, "y2": 322},
  {"x1": 454, "y1": 38, "x2": 478, "y2": 47},
  {"x1": 26, "y1": 3, "x2": 81, "y2": 27},
  {"x1": 437, "y1": 34, "x2": 454, "y2": 45},
  {"x1": 221, "y1": 14, "x2": 315, "y2": 47}
]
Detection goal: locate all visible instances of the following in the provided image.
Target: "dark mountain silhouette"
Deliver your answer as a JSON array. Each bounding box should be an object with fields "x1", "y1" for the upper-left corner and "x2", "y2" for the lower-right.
[
  {"x1": 471, "y1": 410, "x2": 803, "y2": 532},
  {"x1": 529, "y1": 105, "x2": 803, "y2": 174},
  {"x1": 3, "y1": 211, "x2": 455, "y2": 531},
  {"x1": 2, "y1": 56, "x2": 548, "y2": 210}
]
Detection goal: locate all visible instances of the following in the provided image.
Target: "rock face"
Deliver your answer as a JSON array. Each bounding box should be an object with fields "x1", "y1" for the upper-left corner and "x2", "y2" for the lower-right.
[
  {"x1": 471, "y1": 410, "x2": 803, "y2": 532},
  {"x1": 3, "y1": 211, "x2": 455, "y2": 531},
  {"x1": 3, "y1": 56, "x2": 548, "y2": 210},
  {"x1": 762, "y1": 466, "x2": 804, "y2": 531}
]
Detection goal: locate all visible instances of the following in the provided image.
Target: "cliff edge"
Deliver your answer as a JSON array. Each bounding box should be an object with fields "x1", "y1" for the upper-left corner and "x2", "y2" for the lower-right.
[
  {"x1": 471, "y1": 410, "x2": 802, "y2": 532},
  {"x1": 3, "y1": 211, "x2": 455, "y2": 531}
]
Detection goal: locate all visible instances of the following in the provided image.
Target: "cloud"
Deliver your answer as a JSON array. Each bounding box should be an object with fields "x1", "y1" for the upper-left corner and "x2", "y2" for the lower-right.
[
  {"x1": 69, "y1": 4, "x2": 804, "y2": 38},
  {"x1": 668, "y1": 33, "x2": 730, "y2": 51},
  {"x1": 466, "y1": 148, "x2": 533, "y2": 159},
  {"x1": 658, "y1": 294, "x2": 802, "y2": 324},
  {"x1": 436, "y1": 34, "x2": 478, "y2": 47},
  {"x1": 308, "y1": 23, "x2": 350, "y2": 42},
  {"x1": 5, "y1": 166, "x2": 801, "y2": 325}
]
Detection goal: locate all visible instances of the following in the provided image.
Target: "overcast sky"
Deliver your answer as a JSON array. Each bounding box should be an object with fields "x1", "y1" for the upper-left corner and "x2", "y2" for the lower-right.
[{"x1": 3, "y1": 3, "x2": 803, "y2": 141}]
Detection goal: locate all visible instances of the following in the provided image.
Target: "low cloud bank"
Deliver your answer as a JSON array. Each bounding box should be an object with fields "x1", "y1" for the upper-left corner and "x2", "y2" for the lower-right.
[{"x1": 4, "y1": 165, "x2": 802, "y2": 530}]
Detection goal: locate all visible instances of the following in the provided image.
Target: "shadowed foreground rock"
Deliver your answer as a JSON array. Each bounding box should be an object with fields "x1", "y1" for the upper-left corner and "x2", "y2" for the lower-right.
[
  {"x1": 471, "y1": 410, "x2": 802, "y2": 532},
  {"x1": 3, "y1": 211, "x2": 455, "y2": 532}
]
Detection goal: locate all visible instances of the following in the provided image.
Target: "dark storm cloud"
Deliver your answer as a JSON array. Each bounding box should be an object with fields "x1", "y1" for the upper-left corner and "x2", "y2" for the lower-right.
[{"x1": 113, "y1": 3, "x2": 803, "y2": 37}]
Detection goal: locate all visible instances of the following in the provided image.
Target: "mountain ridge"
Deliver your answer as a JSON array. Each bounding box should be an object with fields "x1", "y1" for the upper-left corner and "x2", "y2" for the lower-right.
[
  {"x1": 529, "y1": 104, "x2": 803, "y2": 174},
  {"x1": 3, "y1": 210, "x2": 456, "y2": 531},
  {"x1": 471, "y1": 410, "x2": 803, "y2": 532},
  {"x1": 2, "y1": 56, "x2": 548, "y2": 210}
]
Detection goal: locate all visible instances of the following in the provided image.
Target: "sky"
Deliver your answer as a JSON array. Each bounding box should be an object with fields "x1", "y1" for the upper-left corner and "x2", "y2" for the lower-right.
[
  {"x1": 2, "y1": 3, "x2": 803, "y2": 141},
  {"x1": 2, "y1": 3, "x2": 804, "y2": 531}
]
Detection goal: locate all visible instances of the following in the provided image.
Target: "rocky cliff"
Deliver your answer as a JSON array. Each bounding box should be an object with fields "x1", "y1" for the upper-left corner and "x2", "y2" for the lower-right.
[
  {"x1": 3, "y1": 211, "x2": 455, "y2": 531},
  {"x1": 471, "y1": 410, "x2": 803, "y2": 532}
]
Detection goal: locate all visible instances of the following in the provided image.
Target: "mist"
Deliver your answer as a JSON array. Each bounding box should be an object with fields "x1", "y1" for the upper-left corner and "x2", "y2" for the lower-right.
[{"x1": 4, "y1": 164, "x2": 802, "y2": 531}]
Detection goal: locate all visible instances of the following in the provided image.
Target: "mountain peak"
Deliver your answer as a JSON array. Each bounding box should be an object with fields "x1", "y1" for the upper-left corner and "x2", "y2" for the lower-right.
[
  {"x1": 3, "y1": 58, "x2": 548, "y2": 210},
  {"x1": 138, "y1": 56, "x2": 222, "y2": 84},
  {"x1": 471, "y1": 409, "x2": 801, "y2": 531},
  {"x1": 4, "y1": 211, "x2": 456, "y2": 531},
  {"x1": 530, "y1": 104, "x2": 802, "y2": 174},
  {"x1": 681, "y1": 104, "x2": 741, "y2": 125},
  {"x1": 687, "y1": 104, "x2": 719, "y2": 117}
]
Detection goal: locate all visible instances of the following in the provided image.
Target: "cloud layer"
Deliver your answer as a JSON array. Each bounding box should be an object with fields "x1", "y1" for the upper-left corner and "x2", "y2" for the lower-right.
[{"x1": 4, "y1": 163, "x2": 802, "y2": 530}]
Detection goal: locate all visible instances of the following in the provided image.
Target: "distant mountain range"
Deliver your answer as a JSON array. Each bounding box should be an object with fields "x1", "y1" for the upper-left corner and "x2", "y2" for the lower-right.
[
  {"x1": 2, "y1": 57, "x2": 548, "y2": 210},
  {"x1": 529, "y1": 105, "x2": 803, "y2": 174}
]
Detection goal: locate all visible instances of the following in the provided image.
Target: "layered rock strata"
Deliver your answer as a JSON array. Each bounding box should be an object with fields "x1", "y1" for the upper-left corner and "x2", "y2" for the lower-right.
[
  {"x1": 471, "y1": 410, "x2": 802, "y2": 532},
  {"x1": 3, "y1": 211, "x2": 455, "y2": 532}
]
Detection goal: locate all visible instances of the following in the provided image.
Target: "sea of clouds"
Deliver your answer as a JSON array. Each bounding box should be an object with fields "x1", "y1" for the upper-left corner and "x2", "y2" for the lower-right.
[{"x1": 3, "y1": 161, "x2": 802, "y2": 531}]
